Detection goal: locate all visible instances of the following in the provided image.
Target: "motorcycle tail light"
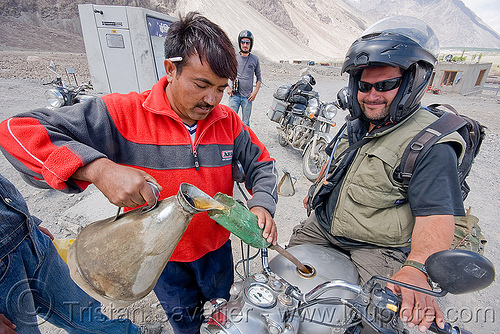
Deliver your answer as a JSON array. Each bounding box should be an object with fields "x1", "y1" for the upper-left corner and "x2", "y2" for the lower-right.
[{"x1": 45, "y1": 89, "x2": 65, "y2": 108}]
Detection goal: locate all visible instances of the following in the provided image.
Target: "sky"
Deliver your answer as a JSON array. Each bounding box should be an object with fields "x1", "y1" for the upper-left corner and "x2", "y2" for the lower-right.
[{"x1": 461, "y1": 0, "x2": 500, "y2": 35}]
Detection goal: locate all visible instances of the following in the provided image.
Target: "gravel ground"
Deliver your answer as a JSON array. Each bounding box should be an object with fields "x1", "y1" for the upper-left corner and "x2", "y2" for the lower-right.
[{"x1": 0, "y1": 51, "x2": 499, "y2": 333}]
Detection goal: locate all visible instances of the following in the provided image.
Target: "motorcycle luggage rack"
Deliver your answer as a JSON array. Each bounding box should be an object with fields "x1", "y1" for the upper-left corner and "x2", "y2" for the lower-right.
[{"x1": 65, "y1": 67, "x2": 79, "y2": 86}]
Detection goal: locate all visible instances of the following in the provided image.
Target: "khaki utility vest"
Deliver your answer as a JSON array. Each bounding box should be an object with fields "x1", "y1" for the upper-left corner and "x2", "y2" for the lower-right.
[{"x1": 322, "y1": 108, "x2": 465, "y2": 248}]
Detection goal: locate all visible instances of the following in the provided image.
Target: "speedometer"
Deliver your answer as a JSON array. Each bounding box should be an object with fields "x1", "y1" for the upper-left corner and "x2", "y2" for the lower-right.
[{"x1": 245, "y1": 283, "x2": 276, "y2": 308}]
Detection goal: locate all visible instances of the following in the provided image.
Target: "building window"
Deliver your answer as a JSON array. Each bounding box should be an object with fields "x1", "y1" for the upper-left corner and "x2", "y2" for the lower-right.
[
  {"x1": 441, "y1": 71, "x2": 458, "y2": 86},
  {"x1": 475, "y1": 69, "x2": 486, "y2": 86}
]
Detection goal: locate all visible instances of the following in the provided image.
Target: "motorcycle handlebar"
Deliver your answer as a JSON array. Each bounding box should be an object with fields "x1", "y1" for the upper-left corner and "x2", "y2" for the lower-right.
[{"x1": 429, "y1": 322, "x2": 472, "y2": 334}]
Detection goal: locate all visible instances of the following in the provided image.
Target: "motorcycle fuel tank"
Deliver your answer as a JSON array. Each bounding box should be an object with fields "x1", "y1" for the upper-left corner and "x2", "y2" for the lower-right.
[{"x1": 269, "y1": 244, "x2": 359, "y2": 333}]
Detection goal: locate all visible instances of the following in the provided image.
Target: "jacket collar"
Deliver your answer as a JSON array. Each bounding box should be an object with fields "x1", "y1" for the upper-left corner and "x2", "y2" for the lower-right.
[{"x1": 142, "y1": 76, "x2": 227, "y2": 124}]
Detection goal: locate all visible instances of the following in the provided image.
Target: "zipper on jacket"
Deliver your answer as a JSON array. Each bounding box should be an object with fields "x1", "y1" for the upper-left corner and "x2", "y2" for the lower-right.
[
  {"x1": 193, "y1": 148, "x2": 200, "y2": 170},
  {"x1": 190, "y1": 112, "x2": 227, "y2": 171}
]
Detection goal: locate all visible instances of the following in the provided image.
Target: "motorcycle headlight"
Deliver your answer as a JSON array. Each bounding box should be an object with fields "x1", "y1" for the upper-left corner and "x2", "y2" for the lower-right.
[
  {"x1": 307, "y1": 97, "x2": 319, "y2": 109},
  {"x1": 307, "y1": 98, "x2": 319, "y2": 116},
  {"x1": 323, "y1": 103, "x2": 338, "y2": 120},
  {"x1": 45, "y1": 89, "x2": 65, "y2": 108}
]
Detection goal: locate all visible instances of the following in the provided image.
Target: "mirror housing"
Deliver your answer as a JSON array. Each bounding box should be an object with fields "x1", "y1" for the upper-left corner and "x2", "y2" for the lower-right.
[
  {"x1": 425, "y1": 250, "x2": 495, "y2": 294},
  {"x1": 232, "y1": 160, "x2": 245, "y2": 184},
  {"x1": 47, "y1": 60, "x2": 59, "y2": 76}
]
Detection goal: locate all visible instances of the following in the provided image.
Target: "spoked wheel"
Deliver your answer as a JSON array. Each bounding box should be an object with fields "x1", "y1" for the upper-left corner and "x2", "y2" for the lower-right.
[{"x1": 302, "y1": 138, "x2": 329, "y2": 182}]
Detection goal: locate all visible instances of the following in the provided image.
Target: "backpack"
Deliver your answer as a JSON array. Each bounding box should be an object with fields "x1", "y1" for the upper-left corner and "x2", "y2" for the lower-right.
[
  {"x1": 397, "y1": 104, "x2": 487, "y2": 253},
  {"x1": 398, "y1": 103, "x2": 486, "y2": 201}
]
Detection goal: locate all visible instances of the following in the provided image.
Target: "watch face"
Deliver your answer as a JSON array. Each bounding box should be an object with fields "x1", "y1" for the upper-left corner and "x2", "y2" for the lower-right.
[{"x1": 245, "y1": 283, "x2": 276, "y2": 308}]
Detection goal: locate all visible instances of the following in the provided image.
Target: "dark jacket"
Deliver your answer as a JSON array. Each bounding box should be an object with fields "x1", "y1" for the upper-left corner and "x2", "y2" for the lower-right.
[{"x1": 0, "y1": 173, "x2": 41, "y2": 261}]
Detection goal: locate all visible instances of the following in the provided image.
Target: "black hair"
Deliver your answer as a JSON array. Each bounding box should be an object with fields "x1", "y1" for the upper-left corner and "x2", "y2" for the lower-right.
[{"x1": 164, "y1": 12, "x2": 237, "y2": 81}]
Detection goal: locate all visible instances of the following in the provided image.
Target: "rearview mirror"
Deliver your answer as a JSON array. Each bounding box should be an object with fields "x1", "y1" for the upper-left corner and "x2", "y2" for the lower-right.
[
  {"x1": 47, "y1": 60, "x2": 59, "y2": 76},
  {"x1": 425, "y1": 249, "x2": 495, "y2": 294},
  {"x1": 277, "y1": 169, "x2": 296, "y2": 197},
  {"x1": 232, "y1": 160, "x2": 245, "y2": 184}
]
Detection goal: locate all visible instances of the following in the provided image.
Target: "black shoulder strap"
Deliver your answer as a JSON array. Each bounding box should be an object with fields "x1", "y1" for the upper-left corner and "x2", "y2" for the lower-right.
[{"x1": 399, "y1": 111, "x2": 467, "y2": 189}]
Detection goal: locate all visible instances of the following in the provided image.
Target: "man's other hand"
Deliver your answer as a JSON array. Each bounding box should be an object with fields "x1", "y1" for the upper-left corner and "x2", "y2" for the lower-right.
[{"x1": 250, "y1": 206, "x2": 277, "y2": 245}]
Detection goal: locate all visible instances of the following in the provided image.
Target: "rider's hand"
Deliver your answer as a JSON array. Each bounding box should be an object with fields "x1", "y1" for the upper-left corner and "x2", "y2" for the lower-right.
[
  {"x1": 226, "y1": 86, "x2": 233, "y2": 97},
  {"x1": 387, "y1": 266, "x2": 445, "y2": 332},
  {"x1": 250, "y1": 206, "x2": 277, "y2": 245},
  {"x1": 73, "y1": 158, "x2": 162, "y2": 208},
  {"x1": 303, "y1": 195, "x2": 309, "y2": 209},
  {"x1": 0, "y1": 314, "x2": 17, "y2": 334}
]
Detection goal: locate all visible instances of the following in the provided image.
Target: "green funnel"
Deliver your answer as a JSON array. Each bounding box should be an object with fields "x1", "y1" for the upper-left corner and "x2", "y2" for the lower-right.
[{"x1": 208, "y1": 193, "x2": 271, "y2": 249}]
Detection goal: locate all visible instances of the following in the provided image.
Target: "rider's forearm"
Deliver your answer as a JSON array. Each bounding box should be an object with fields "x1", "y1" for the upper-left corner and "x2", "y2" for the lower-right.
[{"x1": 407, "y1": 215, "x2": 454, "y2": 263}]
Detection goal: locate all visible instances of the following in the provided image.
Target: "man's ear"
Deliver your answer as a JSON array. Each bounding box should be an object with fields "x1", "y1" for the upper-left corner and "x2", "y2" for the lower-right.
[{"x1": 164, "y1": 59, "x2": 176, "y2": 82}]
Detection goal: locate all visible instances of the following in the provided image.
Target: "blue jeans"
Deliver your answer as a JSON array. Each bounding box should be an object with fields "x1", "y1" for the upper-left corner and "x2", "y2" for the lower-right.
[
  {"x1": 229, "y1": 95, "x2": 252, "y2": 126},
  {"x1": 0, "y1": 225, "x2": 140, "y2": 334},
  {"x1": 153, "y1": 240, "x2": 234, "y2": 334}
]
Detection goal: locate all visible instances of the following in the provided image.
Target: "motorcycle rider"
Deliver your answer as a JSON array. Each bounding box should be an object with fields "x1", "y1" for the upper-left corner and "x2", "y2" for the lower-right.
[
  {"x1": 227, "y1": 30, "x2": 262, "y2": 126},
  {"x1": 289, "y1": 16, "x2": 466, "y2": 333}
]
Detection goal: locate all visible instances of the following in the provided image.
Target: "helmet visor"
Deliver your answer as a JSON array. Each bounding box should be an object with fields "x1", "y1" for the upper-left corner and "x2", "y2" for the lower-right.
[{"x1": 360, "y1": 16, "x2": 440, "y2": 60}]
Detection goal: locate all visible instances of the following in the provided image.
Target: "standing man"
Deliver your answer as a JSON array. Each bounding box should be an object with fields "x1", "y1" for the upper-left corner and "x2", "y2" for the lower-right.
[
  {"x1": 227, "y1": 30, "x2": 262, "y2": 127},
  {"x1": 289, "y1": 16, "x2": 466, "y2": 333},
  {"x1": 0, "y1": 173, "x2": 140, "y2": 333},
  {"x1": 0, "y1": 12, "x2": 278, "y2": 334}
]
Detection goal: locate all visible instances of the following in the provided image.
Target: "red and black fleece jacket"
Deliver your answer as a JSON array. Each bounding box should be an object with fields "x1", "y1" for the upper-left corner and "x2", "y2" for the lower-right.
[{"x1": 0, "y1": 76, "x2": 278, "y2": 262}]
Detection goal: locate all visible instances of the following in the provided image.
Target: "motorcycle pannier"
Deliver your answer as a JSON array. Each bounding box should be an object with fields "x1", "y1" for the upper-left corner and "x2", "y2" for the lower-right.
[
  {"x1": 267, "y1": 98, "x2": 288, "y2": 122},
  {"x1": 273, "y1": 83, "x2": 292, "y2": 100}
]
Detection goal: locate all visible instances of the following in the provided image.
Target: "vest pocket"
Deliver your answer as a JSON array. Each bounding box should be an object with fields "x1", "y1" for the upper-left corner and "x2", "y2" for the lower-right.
[{"x1": 338, "y1": 184, "x2": 413, "y2": 247}]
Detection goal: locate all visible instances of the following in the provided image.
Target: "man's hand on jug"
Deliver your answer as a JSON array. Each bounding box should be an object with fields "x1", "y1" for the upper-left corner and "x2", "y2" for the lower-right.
[
  {"x1": 250, "y1": 206, "x2": 277, "y2": 245},
  {"x1": 73, "y1": 158, "x2": 162, "y2": 208}
]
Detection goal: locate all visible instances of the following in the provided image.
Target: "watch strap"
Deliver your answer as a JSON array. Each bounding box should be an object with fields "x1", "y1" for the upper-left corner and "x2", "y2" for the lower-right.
[{"x1": 403, "y1": 259, "x2": 428, "y2": 275}]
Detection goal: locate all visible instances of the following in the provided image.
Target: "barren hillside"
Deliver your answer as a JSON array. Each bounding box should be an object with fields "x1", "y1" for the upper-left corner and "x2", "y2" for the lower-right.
[{"x1": 1, "y1": 0, "x2": 499, "y2": 62}]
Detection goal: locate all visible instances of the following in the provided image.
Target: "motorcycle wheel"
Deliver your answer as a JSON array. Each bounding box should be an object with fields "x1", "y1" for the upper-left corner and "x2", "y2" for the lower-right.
[
  {"x1": 278, "y1": 131, "x2": 288, "y2": 147},
  {"x1": 302, "y1": 138, "x2": 329, "y2": 182}
]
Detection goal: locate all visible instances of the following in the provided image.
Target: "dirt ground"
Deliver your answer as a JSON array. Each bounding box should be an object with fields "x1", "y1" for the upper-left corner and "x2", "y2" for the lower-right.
[{"x1": 0, "y1": 51, "x2": 499, "y2": 333}]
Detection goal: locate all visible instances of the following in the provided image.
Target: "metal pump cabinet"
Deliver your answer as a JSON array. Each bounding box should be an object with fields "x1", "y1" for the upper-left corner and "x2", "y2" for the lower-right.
[{"x1": 78, "y1": 4, "x2": 177, "y2": 94}]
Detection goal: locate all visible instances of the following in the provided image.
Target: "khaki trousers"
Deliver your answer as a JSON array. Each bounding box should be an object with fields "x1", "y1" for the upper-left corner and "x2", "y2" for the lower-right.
[{"x1": 287, "y1": 212, "x2": 408, "y2": 284}]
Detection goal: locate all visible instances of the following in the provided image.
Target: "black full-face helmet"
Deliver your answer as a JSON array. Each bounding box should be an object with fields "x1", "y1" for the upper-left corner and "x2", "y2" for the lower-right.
[
  {"x1": 238, "y1": 30, "x2": 254, "y2": 53},
  {"x1": 342, "y1": 16, "x2": 440, "y2": 123}
]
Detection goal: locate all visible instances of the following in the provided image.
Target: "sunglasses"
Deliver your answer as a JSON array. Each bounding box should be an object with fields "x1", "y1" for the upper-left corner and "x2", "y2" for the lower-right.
[
  {"x1": 241, "y1": 40, "x2": 251, "y2": 45},
  {"x1": 358, "y1": 77, "x2": 402, "y2": 93}
]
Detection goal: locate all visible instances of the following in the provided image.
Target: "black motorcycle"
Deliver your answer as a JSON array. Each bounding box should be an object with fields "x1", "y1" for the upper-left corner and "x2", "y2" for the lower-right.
[
  {"x1": 267, "y1": 75, "x2": 344, "y2": 181},
  {"x1": 44, "y1": 60, "x2": 94, "y2": 108}
]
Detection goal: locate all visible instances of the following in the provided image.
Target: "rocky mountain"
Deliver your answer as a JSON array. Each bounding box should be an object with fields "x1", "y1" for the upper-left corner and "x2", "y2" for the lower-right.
[{"x1": 1, "y1": 0, "x2": 499, "y2": 62}]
